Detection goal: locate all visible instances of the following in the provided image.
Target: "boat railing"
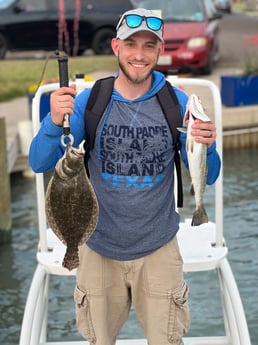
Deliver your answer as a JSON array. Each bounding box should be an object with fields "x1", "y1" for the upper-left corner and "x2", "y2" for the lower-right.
[{"x1": 18, "y1": 77, "x2": 251, "y2": 345}]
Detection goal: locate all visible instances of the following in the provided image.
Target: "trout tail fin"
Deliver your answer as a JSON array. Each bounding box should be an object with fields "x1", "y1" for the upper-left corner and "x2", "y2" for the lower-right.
[{"x1": 191, "y1": 205, "x2": 208, "y2": 226}]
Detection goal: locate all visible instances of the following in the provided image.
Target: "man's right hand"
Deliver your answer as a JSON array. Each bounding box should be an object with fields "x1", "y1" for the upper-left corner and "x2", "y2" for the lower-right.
[{"x1": 50, "y1": 85, "x2": 77, "y2": 126}]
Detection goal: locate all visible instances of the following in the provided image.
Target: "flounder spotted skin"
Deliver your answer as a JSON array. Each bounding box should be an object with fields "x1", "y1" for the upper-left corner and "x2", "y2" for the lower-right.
[{"x1": 45, "y1": 143, "x2": 99, "y2": 270}]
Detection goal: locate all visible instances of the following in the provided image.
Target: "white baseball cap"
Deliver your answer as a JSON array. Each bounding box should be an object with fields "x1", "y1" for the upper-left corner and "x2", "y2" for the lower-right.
[{"x1": 116, "y1": 8, "x2": 164, "y2": 43}]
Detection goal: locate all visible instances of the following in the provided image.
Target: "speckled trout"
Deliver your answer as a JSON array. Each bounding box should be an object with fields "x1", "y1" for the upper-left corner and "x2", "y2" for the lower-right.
[
  {"x1": 178, "y1": 94, "x2": 210, "y2": 226},
  {"x1": 45, "y1": 143, "x2": 99, "y2": 270}
]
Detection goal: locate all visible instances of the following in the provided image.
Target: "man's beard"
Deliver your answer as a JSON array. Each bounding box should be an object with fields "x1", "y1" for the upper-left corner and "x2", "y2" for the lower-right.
[{"x1": 118, "y1": 56, "x2": 157, "y2": 85}]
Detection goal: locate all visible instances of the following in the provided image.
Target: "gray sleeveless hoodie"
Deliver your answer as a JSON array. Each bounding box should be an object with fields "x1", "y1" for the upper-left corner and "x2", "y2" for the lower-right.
[{"x1": 87, "y1": 72, "x2": 186, "y2": 260}]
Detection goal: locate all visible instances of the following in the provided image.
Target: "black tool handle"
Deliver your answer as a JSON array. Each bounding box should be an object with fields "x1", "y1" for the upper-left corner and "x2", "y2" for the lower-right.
[
  {"x1": 58, "y1": 55, "x2": 69, "y2": 87},
  {"x1": 57, "y1": 53, "x2": 70, "y2": 137}
]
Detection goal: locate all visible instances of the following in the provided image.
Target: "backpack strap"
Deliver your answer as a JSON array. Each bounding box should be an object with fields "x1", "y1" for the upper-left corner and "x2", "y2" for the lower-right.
[
  {"x1": 157, "y1": 81, "x2": 182, "y2": 144},
  {"x1": 83, "y1": 76, "x2": 115, "y2": 171},
  {"x1": 84, "y1": 77, "x2": 183, "y2": 207},
  {"x1": 84, "y1": 76, "x2": 115, "y2": 150},
  {"x1": 156, "y1": 81, "x2": 183, "y2": 208}
]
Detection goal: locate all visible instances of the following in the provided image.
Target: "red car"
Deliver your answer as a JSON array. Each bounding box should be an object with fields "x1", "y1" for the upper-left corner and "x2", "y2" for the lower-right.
[{"x1": 134, "y1": 0, "x2": 222, "y2": 75}]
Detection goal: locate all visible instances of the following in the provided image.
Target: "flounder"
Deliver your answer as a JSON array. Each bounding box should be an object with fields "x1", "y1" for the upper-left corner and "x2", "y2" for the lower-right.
[{"x1": 45, "y1": 143, "x2": 99, "y2": 270}]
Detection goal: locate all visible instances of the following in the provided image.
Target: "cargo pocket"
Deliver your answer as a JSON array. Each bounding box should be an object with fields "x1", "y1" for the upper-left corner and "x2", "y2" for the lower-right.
[
  {"x1": 74, "y1": 285, "x2": 96, "y2": 343},
  {"x1": 167, "y1": 281, "x2": 190, "y2": 344}
]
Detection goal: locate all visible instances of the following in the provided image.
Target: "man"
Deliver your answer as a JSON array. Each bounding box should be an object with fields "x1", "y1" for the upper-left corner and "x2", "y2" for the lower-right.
[{"x1": 29, "y1": 8, "x2": 221, "y2": 345}]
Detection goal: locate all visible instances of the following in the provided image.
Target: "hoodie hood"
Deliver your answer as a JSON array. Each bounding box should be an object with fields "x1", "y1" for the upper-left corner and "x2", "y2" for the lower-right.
[{"x1": 112, "y1": 70, "x2": 166, "y2": 102}]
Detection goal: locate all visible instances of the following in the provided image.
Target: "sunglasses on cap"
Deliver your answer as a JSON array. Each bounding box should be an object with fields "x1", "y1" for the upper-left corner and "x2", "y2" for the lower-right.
[{"x1": 116, "y1": 14, "x2": 163, "y2": 32}]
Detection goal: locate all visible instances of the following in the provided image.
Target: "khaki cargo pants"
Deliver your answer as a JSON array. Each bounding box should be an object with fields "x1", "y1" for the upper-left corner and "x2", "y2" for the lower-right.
[{"x1": 74, "y1": 237, "x2": 190, "y2": 345}]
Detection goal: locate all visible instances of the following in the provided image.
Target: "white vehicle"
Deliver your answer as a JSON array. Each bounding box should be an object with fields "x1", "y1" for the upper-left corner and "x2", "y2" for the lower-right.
[{"x1": 214, "y1": 0, "x2": 232, "y2": 13}]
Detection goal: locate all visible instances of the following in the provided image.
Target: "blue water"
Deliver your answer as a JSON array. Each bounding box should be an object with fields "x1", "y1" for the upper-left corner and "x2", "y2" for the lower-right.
[{"x1": 0, "y1": 148, "x2": 257, "y2": 344}]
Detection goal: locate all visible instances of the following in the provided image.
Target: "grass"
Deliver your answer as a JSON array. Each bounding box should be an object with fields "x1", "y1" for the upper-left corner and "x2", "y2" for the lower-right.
[
  {"x1": 233, "y1": 1, "x2": 246, "y2": 12},
  {"x1": 0, "y1": 54, "x2": 118, "y2": 102},
  {"x1": 233, "y1": 0, "x2": 258, "y2": 12}
]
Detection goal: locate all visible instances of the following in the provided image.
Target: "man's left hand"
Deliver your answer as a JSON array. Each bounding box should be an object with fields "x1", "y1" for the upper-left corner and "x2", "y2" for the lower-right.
[{"x1": 190, "y1": 119, "x2": 216, "y2": 147}]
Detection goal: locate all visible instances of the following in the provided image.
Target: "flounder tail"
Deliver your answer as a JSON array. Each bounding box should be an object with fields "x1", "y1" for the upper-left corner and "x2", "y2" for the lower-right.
[{"x1": 62, "y1": 246, "x2": 79, "y2": 271}]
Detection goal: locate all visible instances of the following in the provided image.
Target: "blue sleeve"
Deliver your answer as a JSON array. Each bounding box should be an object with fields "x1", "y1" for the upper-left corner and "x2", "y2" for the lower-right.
[
  {"x1": 29, "y1": 89, "x2": 91, "y2": 173},
  {"x1": 174, "y1": 87, "x2": 221, "y2": 186}
]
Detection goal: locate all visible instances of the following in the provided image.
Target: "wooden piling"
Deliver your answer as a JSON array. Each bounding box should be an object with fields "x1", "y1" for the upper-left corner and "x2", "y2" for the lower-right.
[{"x1": 0, "y1": 117, "x2": 12, "y2": 243}]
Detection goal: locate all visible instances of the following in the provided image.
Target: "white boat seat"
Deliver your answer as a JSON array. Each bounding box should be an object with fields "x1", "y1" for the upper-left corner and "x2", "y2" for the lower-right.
[
  {"x1": 37, "y1": 220, "x2": 228, "y2": 276},
  {"x1": 178, "y1": 220, "x2": 228, "y2": 272}
]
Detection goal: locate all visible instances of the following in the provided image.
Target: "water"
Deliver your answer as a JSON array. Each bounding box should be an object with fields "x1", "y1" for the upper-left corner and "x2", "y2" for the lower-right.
[{"x1": 0, "y1": 148, "x2": 257, "y2": 345}]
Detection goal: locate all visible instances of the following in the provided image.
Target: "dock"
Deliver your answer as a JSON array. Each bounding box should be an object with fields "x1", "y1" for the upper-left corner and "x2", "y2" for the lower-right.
[
  {"x1": 0, "y1": 96, "x2": 31, "y2": 235},
  {"x1": 0, "y1": 96, "x2": 31, "y2": 174}
]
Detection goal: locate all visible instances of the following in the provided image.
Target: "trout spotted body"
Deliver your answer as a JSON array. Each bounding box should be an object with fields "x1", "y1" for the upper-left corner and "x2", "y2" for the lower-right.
[{"x1": 179, "y1": 94, "x2": 210, "y2": 226}]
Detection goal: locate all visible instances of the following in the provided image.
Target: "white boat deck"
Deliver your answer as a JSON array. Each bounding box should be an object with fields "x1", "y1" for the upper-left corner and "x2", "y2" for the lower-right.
[
  {"x1": 41, "y1": 337, "x2": 231, "y2": 345},
  {"x1": 19, "y1": 78, "x2": 251, "y2": 345}
]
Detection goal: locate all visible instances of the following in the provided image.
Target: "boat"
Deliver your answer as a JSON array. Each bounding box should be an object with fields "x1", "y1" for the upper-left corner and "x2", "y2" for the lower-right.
[{"x1": 19, "y1": 77, "x2": 252, "y2": 345}]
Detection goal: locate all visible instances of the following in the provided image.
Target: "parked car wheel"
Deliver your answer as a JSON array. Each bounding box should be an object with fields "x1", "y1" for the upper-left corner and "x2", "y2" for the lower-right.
[
  {"x1": 200, "y1": 51, "x2": 213, "y2": 75},
  {"x1": 0, "y1": 33, "x2": 8, "y2": 59},
  {"x1": 92, "y1": 28, "x2": 116, "y2": 55}
]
